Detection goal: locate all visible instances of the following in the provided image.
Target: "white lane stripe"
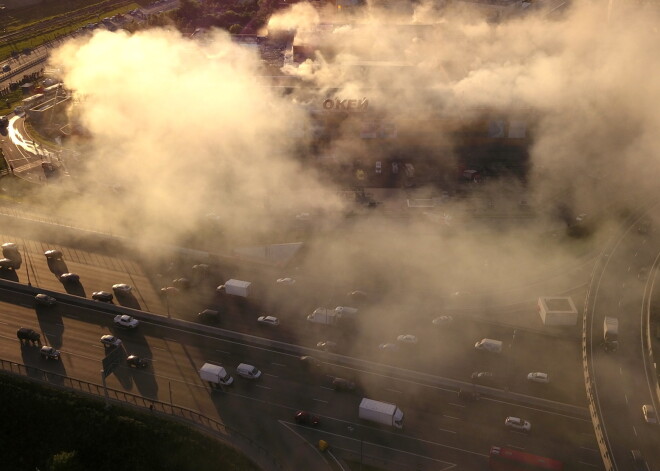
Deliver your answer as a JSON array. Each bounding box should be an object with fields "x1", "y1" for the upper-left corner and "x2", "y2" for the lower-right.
[
  {"x1": 215, "y1": 350, "x2": 231, "y2": 355},
  {"x1": 448, "y1": 402, "x2": 466, "y2": 408},
  {"x1": 313, "y1": 398, "x2": 328, "y2": 403},
  {"x1": 272, "y1": 362, "x2": 286, "y2": 366},
  {"x1": 255, "y1": 384, "x2": 271, "y2": 390}
]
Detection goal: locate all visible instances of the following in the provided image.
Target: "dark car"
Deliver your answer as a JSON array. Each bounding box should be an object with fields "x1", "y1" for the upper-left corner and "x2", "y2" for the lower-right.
[
  {"x1": 40, "y1": 346, "x2": 61, "y2": 360},
  {"x1": 172, "y1": 277, "x2": 191, "y2": 290},
  {"x1": 347, "y1": 290, "x2": 369, "y2": 305},
  {"x1": 300, "y1": 356, "x2": 322, "y2": 369},
  {"x1": 92, "y1": 291, "x2": 114, "y2": 303},
  {"x1": 471, "y1": 371, "x2": 494, "y2": 383},
  {"x1": 17, "y1": 327, "x2": 40, "y2": 343},
  {"x1": 332, "y1": 377, "x2": 356, "y2": 391},
  {"x1": 197, "y1": 309, "x2": 219, "y2": 325},
  {"x1": 59, "y1": 273, "x2": 80, "y2": 283},
  {"x1": 294, "y1": 411, "x2": 320, "y2": 426},
  {"x1": 0, "y1": 258, "x2": 17, "y2": 270},
  {"x1": 457, "y1": 389, "x2": 480, "y2": 402},
  {"x1": 126, "y1": 355, "x2": 148, "y2": 368},
  {"x1": 34, "y1": 293, "x2": 57, "y2": 307},
  {"x1": 2, "y1": 242, "x2": 22, "y2": 269},
  {"x1": 631, "y1": 449, "x2": 646, "y2": 471},
  {"x1": 44, "y1": 249, "x2": 63, "y2": 260}
]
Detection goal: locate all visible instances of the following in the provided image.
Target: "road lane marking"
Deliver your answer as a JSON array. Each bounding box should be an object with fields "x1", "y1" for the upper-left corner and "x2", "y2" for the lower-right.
[
  {"x1": 313, "y1": 398, "x2": 328, "y2": 403},
  {"x1": 443, "y1": 415, "x2": 460, "y2": 420},
  {"x1": 272, "y1": 362, "x2": 286, "y2": 367},
  {"x1": 163, "y1": 338, "x2": 178, "y2": 342},
  {"x1": 633, "y1": 425, "x2": 637, "y2": 436},
  {"x1": 385, "y1": 388, "x2": 402, "y2": 394},
  {"x1": 320, "y1": 386, "x2": 333, "y2": 391},
  {"x1": 577, "y1": 461, "x2": 599, "y2": 468},
  {"x1": 255, "y1": 384, "x2": 271, "y2": 390},
  {"x1": 580, "y1": 446, "x2": 598, "y2": 452},
  {"x1": 506, "y1": 444, "x2": 524, "y2": 450},
  {"x1": 438, "y1": 427, "x2": 456, "y2": 434},
  {"x1": 215, "y1": 350, "x2": 230, "y2": 355},
  {"x1": 264, "y1": 373, "x2": 278, "y2": 378},
  {"x1": 448, "y1": 403, "x2": 465, "y2": 408}
]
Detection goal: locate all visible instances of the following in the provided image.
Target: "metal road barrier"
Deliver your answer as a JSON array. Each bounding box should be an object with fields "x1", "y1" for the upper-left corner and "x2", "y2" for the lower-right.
[
  {"x1": 0, "y1": 358, "x2": 283, "y2": 471},
  {"x1": 0, "y1": 56, "x2": 47, "y2": 82}
]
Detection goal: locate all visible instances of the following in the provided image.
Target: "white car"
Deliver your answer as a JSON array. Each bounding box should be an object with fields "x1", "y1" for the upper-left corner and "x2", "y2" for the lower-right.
[
  {"x1": 397, "y1": 334, "x2": 418, "y2": 344},
  {"x1": 432, "y1": 315, "x2": 454, "y2": 326},
  {"x1": 112, "y1": 283, "x2": 132, "y2": 294},
  {"x1": 642, "y1": 404, "x2": 657, "y2": 424},
  {"x1": 114, "y1": 314, "x2": 139, "y2": 329},
  {"x1": 100, "y1": 335, "x2": 122, "y2": 348},
  {"x1": 276, "y1": 277, "x2": 296, "y2": 285},
  {"x1": 527, "y1": 372, "x2": 549, "y2": 383},
  {"x1": 505, "y1": 416, "x2": 531, "y2": 433},
  {"x1": 257, "y1": 315, "x2": 280, "y2": 326},
  {"x1": 375, "y1": 161, "x2": 382, "y2": 174},
  {"x1": 378, "y1": 343, "x2": 399, "y2": 352},
  {"x1": 34, "y1": 294, "x2": 57, "y2": 306}
]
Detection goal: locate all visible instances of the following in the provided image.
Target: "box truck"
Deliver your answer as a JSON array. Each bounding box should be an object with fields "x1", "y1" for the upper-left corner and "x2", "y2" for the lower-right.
[
  {"x1": 218, "y1": 279, "x2": 251, "y2": 297},
  {"x1": 474, "y1": 338, "x2": 503, "y2": 353},
  {"x1": 603, "y1": 317, "x2": 618, "y2": 352},
  {"x1": 359, "y1": 398, "x2": 404, "y2": 429},
  {"x1": 199, "y1": 363, "x2": 234, "y2": 387}
]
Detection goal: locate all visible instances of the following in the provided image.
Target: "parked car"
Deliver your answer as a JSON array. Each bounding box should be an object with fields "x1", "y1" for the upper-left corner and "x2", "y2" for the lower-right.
[
  {"x1": 92, "y1": 291, "x2": 114, "y2": 303},
  {"x1": 294, "y1": 411, "x2": 320, "y2": 426},
  {"x1": 197, "y1": 309, "x2": 219, "y2": 324},
  {"x1": 257, "y1": 315, "x2": 280, "y2": 326},
  {"x1": 100, "y1": 335, "x2": 122, "y2": 348},
  {"x1": 276, "y1": 277, "x2": 296, "y2": 285},
  {"x1": 59, "y1": 273, "x2": 80, "y2": 283},
  {"x1": 44, "y1": 249, "x2": 63, "y2": 260},
  {"x1": 126, "y1": 355, "x2": 148, "y2": 368},
  {"x1": 114, "y1": 314, "x2": 139, "y2": 329},
  {"x1": 505, "y1": 416, "x2": 531, "y2": 433},
  {"x1": 642, "y1": 404, "x2": 657, "y2": 424},
  {"x1": 332, "y1": 377, "x2": 356, "y2": 391},
  {"x1": 316, "y1": 341, "x2": 337, "y2": 351},
  {"x1": 112, "y1": 283, "x2": 132, "y2": 294},
  {"x1": 34, "y1": 293, "x2": 56, "y2": 306},
  {"x1": 432, "y1": 315, "x2": 454, "y2": 326},
  {"x1": 17, "y1": 327, "x2": 40, "y2": 343},
  {"x1": 378, "y1": 343, "x2": 399, "y2": 352},
  {"x1": 527, "y1": 372, "x2": 550, "y2": 384},
  {"x1": 40, "y1": 346, "x2": 61, "y2": 360},
  {"x1": 397, "y1": 334, "x2": 418, "y2": 344}
]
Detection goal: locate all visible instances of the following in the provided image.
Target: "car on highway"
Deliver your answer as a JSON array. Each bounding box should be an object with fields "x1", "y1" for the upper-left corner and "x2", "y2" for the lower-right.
[
  {"x1": 505, "y1": 416, "x2": 531, "y2": 433},
  {"x1": 114, "y1": 315, "x2": 139, "y2": 329},
  {"x1": 44, "y1": 249, "x2": 63, "y2": 260},
  {"x1": 527, "y1": 372, "x2": 550, "y2": 384},
  {"x1": 236, "y1": 363, "x2": 261, "y2": 380},
  {"x1": 638, "y1": 266, "x2": 650, "y2": 281},
  {"x1": 276, "y1": 277, "x2": 296, "y2": 285},
  {"x1": 126, "y1": 355, "x2": 148, "y2": 368},
  {"x1": 40, "y1": 346, "x2": 61, "y2": 360},
  {"x1": 100, "y1": 335, "x2": 122, "y2": 348},
  {"x1": 300, "y1": 356, "x2": 322, "y2": 369},
  {"x1": 316, "y1": 341, "x2": 337, "y2": 351},
  {"x1": 17, "y1": 327, "x2": 40, "y2": 343},
  {"x1": 642, "y1": 404, "x2": 657, "y2": 424},
  {"x1": 34, "y1": 294, "x2": 56, "y2": 306},
  {"x1": 457, "y1": 389, "x2": 480, "y2": 402},
  {"x1": 375, "y1": 161, "x2": 382, "y2": 174},
  {"x1": 294, "y1": 411, "x2": 320, "y2": 426},
  {"x1": 379, "y1": 343, "x2": 400, "y2": 352},
  {"x1": 631, "y1": 449, "x2": 647, "y2": 471},
  {"x1": 59, "y1": 273, "x2": 80, "y2": 283},
  {"x1": 471, "y1": 371, "x2": 494, "y2": 383},
  {"x1": 257, "y1": 315, "x2": 280, "y2": 326},
  {"x1": 432, "y1": 315, "x2": 454, "y2": 327},
  {"x1": 172, "y1": 277, "x2": 190, "y2": 290},
  {"x1": 0, "y1": 258, "x2": 17, "y2": 270},
  {"x1": 112, "y1": 283, "x2": 132, "y2": 294},
  {"x1": 92, "y1": 291, "x2": 114, "y2": 303},
  {"x1": 397, "y1": 334, "x2": 418, "y2": 344},
  {"x1": 332, "y1": 377, "x2": 356, "y2": 392}
]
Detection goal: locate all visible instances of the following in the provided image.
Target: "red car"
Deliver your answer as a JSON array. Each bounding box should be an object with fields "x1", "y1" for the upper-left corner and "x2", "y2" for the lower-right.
[{"x1": 294, "y1": 411, "x2": 320, "y2": 427}]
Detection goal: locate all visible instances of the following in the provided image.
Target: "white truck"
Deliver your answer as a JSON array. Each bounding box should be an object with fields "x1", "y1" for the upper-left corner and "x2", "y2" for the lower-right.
[
  {"x1": 199, "y1": 363, "x2": 234, "y2": 387},
  {"x1": 603, "y1": 317, "x2": 619, "y2": 352},
  {"x1": 359, "y1": 398, "x2": 404, "y2": 429},
  {"x1": 218, "y1": 279, "x2": 251, "y2": 297},
  {"x1": 307, "y1": 306, "x2": 359, "y2": 326},
  {"x1": 474, "y1": 338, "x2": 503, "y2": 353}
]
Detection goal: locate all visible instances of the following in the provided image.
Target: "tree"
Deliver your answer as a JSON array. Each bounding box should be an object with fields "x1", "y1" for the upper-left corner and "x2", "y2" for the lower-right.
[
  {"x1": 49, "y1": 450, "x2": 85, "y2": 471},
  {"x1": 228, "y1": 24, "x2": 242, "y2": 34}
]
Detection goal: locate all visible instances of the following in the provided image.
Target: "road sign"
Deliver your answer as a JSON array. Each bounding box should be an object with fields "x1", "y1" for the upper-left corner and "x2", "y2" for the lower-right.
[{"x1": 102, "y1": 347, "x2": 124, "y2": 378}]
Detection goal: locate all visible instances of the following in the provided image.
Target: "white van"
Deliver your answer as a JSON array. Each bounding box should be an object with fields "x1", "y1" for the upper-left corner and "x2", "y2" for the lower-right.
[
  {"x1": 474, "y1": 338, "x2": 503, "y2": 353},
  {"x1": 236, "y1": 363, "x2": 262, "y2": 380}
]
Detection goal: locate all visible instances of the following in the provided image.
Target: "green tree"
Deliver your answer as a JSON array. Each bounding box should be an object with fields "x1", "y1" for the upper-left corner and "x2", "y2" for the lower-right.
[
  {"x1": 229, "y1": 24, "x2": 242, "y2": 34},
  {"x1": 49, "y1": 450, "x2": 85, "y2": 471}
]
